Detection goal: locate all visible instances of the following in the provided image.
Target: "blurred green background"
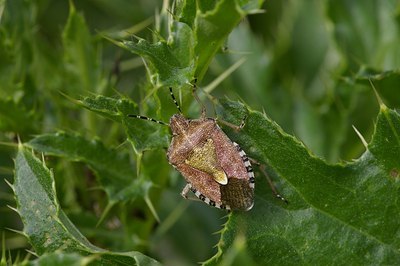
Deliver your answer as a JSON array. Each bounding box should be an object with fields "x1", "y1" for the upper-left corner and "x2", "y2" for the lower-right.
[{"x1": 1, "y1": 0, "x2": 399, "y2": 265}]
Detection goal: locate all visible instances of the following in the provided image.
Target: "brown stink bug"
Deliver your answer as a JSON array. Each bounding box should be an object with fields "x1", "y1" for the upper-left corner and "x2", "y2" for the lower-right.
[{"x1": 129, "y1": 87, "x2": 284, "y2": 211}]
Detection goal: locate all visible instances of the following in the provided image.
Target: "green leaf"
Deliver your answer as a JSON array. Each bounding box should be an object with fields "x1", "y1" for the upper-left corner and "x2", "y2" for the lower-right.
[
  {"x1": 13, "y1": 144, "x2": 161, "y2": 265},
  {"x1": 78, "y1": 94, "x2": 170, "y2": 152},
  {"x1": 176, "y1": 0, "x2": 196, "y2": 27},
  {"x1": 27, "y1": 251, "x2": 161, "y2": 266},
  {"x1": 26, "y1": 132, "x2": 147, "y2": 203},
  {"x1": 327, "y1": 0, "x2": 400, "y2": 70},
  {"x1": 0, "y1": 98, "x2": 37, "y2": 133},
  {"x1": 193, "y1": 0, "x2": 244, "y2": 79},
  {"x1": 205, "y1": 99, "x2": 400, "y2": 265},
  {"x1": 78, "y1": 94, "x2": 131, "y2": 122},
  {"x1": 27, "y1": 252, "x2": 89, "y2": 266},
  {"x1": 116, "y1": 0, "x2": 264, "y2": 87},
  {"x1": 193, "y1": 0, "x2": 264, "y2": 79},
  {"x1": 62, "y1": 2, "x2": 103, "y2": 93},
  {"x1": 120, "y1": 21, "x2": 196, "y2": 88},
  {"x1": 0, "y1": 0, "x2": 34, "y2": 98},
  {"x1": 353, "y1": 68, "x2": 400, "y2": 108}
]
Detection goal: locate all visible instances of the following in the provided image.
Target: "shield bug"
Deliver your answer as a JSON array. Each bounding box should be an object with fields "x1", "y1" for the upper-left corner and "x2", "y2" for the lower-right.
[{"x1": 129, "y1": 87, "x2": 284, "y2": 211}]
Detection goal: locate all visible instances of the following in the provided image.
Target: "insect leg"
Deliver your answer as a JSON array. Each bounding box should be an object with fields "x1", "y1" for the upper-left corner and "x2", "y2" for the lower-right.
[
  {"x1": 247, "y1": 158, "x2": 288, "y2": 204},
  {"x1": 181, "y1": 183, "x2": 230, "y2": 210},
  {"x1": 217, "y1": 115, "x2": 247, "y2": 131},
  {"x1": 257, "y1": 163, "x2": 288, "y2": 204},
  {"x1": 180, "y1": 183, "x2": 191, "y2": 199},
  {"x1": 180, "y1": 184, "x2": 202, "y2": 203}
]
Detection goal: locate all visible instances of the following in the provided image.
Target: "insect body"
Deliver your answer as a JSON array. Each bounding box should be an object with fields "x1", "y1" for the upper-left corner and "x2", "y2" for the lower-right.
[
  {"x1": 129, "y1": 88, "x2": 255, "y2": 211},
  {"x1": 167, "y1": 113, "x2": 255, "y2": 211}
]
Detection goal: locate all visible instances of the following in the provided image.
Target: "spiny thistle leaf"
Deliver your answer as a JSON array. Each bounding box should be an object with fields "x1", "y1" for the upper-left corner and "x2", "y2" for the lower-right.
[
  {"x1": 78, "y1": 94, "x2": 170, "y2": 152},
  {"x1": 116, "y1": 0, "x2": 264, "y2": 88},
  {"x1": 26, "y1": 132, "x2": 152, "y2": 204},
  {"x1": 205, "y1": 100, "x2": 400, "y2": 265},
  {"x1": 13, "y1": 145, "x2": 161, "y2": 265}
]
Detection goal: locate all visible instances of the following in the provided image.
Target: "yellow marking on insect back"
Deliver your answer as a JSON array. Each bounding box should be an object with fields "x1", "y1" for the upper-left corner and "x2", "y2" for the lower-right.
[
  {"x1": 212, "y1": 171, "x2": 228, "y2": 185},
  {"x1": 185, "y1": 138, "x2": 228, "y2": 185}
]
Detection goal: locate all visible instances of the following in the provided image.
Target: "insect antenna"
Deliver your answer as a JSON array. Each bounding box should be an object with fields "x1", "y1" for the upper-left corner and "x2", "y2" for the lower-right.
[
  {"x1": 128, "y1": 86, "x2": 181, "y2": 125},
  {"x1": 169, "y1": 87, "x2": 182, "y2": 113},
  {"x1": 127, "y1": 114, "x2": 169, "y2": 126}
]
